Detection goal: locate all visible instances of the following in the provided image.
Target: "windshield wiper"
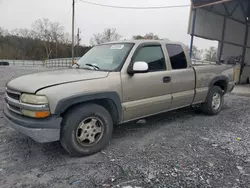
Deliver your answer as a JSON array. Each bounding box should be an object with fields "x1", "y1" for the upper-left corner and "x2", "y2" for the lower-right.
[{"x1": 85, "y1": 63, "x2": 100, "y2": 70}]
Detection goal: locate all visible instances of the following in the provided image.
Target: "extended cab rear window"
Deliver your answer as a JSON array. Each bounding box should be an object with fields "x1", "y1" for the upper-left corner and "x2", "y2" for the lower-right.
[{"x1": 166, "y1": 44, "x2": 187, "y2": 69}]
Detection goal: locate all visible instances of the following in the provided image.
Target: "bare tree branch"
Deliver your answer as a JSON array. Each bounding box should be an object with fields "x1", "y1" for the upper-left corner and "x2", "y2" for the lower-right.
[
  {"x1": 90, "y1": 28, "x2": 121, "y2": 45},
  {"x1": 133, "y1": 33, "x2": 160, "y2": 40}
]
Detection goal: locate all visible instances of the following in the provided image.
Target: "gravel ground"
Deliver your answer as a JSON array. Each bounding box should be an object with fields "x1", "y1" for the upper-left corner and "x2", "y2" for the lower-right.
[{"x1": 0, "y1": 66, "x2": 250, "y2": 188}]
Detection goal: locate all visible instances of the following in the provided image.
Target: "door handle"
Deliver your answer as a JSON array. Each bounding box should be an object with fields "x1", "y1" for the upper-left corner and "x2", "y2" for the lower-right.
[{"x1": 163, "y1": 76, "x2": 171, "y2": 83}]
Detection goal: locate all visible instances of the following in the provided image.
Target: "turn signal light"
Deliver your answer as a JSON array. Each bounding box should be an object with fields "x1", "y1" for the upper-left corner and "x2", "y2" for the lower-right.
[
  {"x1": 36, "y1": 111, "x2": 51, "y2": 118},
  {"x1": 22, "y1": 110, "x2": 50, "y2": 118}
]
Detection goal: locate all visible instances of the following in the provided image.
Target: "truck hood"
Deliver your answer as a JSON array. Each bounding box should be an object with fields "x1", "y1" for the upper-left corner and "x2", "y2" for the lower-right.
[{"x1": 7, "y1": 69, "x2": 109, "y2": 93}]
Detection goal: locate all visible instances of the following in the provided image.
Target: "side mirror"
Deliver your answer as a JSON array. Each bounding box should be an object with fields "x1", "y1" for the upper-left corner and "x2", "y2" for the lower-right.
[{"x1": 132, "y1": 61, "x2": 148, "y2": 74}]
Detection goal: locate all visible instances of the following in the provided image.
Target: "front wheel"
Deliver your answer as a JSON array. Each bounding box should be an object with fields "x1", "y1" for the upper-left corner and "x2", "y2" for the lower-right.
[
  {"x1": 200, "y1": 86, "x2": 224, "y2": 115},
  {"x1": 60, "y1": 103, "x2": 113, "y2": 157}
]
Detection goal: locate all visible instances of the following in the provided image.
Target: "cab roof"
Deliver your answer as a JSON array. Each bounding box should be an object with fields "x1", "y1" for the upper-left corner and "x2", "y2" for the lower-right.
[{"x1": 102, "y1": 39, "x2": 187, "y2": 47}]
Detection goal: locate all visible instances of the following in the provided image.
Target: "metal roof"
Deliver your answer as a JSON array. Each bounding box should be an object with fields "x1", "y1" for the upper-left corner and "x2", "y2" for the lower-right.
[
  {"x1": 191, "y1": 0, "x2": 250, "y2": 24},
  {"x1": 192, "y1": 0, "x2": 233, "y2": 8}
]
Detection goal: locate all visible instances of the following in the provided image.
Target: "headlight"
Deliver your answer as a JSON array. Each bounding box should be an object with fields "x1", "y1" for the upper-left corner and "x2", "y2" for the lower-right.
[
  {"x1": 20, "y1": 94, "x2": 48, "y2": 104},
  {"x1": 20, "y1": 94, "x2": 50, "y2": 118}
]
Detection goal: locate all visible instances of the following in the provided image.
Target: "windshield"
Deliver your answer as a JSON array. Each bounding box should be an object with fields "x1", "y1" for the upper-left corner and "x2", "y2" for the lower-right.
[{"x1": 75, "y1": 43, "x2": 134, "y2": 71}]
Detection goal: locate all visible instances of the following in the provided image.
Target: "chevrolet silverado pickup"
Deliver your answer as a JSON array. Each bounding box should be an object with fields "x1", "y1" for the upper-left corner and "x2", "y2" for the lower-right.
[{"x1": 4, "y1": 40, "x2": 235, "y2": 156}]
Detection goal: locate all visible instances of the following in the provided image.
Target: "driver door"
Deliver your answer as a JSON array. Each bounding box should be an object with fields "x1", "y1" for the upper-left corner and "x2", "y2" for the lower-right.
[{"x1": 121, "y1": 44, "x2": 172, "y2": 121}]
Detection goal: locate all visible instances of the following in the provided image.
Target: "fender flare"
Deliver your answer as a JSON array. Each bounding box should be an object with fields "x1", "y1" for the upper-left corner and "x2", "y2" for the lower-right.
[
  {"x1": 206, "y1": 76, "x2": 229, "y2": 100},
  {"x1": 209, "y1": 76, "x2": 229, "y2": 91},
  {"x1": 55, "y1": 91, "x2": 123, "y2": 123}
]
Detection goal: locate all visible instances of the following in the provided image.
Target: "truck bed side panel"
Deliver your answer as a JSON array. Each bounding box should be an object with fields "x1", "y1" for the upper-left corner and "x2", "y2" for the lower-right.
[{"x1": 192, "y1": 64, "x2": 234, "y2": 104}]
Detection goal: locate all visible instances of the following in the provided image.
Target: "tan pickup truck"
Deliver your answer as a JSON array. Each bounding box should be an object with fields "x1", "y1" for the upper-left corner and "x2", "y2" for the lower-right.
[{"x1": 4, "y1": 40, "x2": 235, "y2": 156}]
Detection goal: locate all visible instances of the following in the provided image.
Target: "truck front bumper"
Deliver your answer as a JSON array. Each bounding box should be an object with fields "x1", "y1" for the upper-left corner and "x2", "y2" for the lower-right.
[{"x1": 3, "y1": 105, "x2": 62, "y2": 143}]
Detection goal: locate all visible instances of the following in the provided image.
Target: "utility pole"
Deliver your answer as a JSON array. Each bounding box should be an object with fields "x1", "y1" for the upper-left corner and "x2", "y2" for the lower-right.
[
  {"x1": 72, "y1": 0, "x2": 75, "y2": 65},
  {"x1": 76, "y1": 28, "x2": 81, "y2": 57}
]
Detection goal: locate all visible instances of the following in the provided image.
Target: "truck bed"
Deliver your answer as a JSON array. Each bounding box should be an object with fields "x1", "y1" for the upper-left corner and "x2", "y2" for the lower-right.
[{"x1": 191, "y1": 64, "x2": 235, "y2": 104}]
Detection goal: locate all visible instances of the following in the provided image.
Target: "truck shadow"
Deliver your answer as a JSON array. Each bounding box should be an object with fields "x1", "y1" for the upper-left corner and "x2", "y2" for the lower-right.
[
  {"x1": 113, "y1": 107, "x2": 197, "y2": 138},
  {"x1": 5, "y1": 106, "x2": 219, "y2": 158},
  {"x1": 28, "y1": 107, "x2": 198, "y2": 157}
]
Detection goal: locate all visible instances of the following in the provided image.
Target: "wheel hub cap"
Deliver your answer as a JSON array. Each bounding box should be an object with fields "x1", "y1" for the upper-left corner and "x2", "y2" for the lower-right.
[
  {"x1": 76, "y1": 117, "x2": 103, "y2": 145},
  {"x1": 212, "y1": 93, "x2": 221, "y2": 110}
]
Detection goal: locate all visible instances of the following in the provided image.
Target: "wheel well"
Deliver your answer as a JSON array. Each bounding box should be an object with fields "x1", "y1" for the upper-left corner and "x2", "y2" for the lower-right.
[
  {"x1": 60, "y1": 99, "x2": 119, "y2": 125},
  {"x1": 214, "y1": 80, "x2": 227, "y2": 93}
]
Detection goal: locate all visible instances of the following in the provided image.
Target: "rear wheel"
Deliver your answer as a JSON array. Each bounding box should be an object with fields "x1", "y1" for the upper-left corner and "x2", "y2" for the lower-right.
[
  {"x1": 200, "y1": 86, "x2": 224, "y2": 115},
  {"x1": 60, "y1": 103, "x2": 113, "y2": 157}
]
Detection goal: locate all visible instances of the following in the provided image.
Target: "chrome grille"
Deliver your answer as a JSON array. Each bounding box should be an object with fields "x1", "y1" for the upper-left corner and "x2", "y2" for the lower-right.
[
  {"x1": 8, "y1": 103, "x2": 21, "y2": 111},
  {"x1": 5, "y1": 88, "x2": 22, "y2": 114},
  {"x1": 6, "y1": 89, "x2": 21, "y2": 101},
  {"x1": 7, "y1": 104, "x2": 22, "y2": 115},
  {"x1": 6, "y1": 90, "x2": 20, "y2": 100},
  {"x1": 5, "y1": 88, "x2": 50, "y2": 116}
]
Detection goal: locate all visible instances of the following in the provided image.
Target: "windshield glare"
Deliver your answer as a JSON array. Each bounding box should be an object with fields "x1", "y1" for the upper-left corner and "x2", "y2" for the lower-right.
[{"x1": 75, "y1": 43, "x2": 134, "y2": 71}]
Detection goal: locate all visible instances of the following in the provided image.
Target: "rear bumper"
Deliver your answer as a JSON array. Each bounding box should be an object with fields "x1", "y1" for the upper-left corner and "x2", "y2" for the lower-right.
[{"x1": 3, "y1": 105, "x2": 62, "y2": 143}]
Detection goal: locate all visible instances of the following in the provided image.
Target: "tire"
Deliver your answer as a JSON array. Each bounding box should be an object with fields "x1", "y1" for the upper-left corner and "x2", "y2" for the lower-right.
[
  {"x1": 60, "y1": 103, "x2": 113, "y2": 157},
  {"x1": 200, "y1": 86, "x2": 224, "y2": 115}
]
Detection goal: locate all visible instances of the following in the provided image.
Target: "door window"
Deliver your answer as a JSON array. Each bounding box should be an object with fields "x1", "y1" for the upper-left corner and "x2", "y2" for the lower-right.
[{"x1": 133, "y1": 46, "x2": 166, "y2": 72}]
